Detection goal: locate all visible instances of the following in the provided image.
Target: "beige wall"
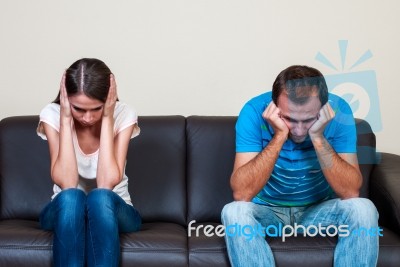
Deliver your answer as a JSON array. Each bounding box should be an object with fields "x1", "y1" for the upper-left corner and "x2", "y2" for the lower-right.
[{"x1": 1, "y1": 0, "x2": 399, "y2": 154}]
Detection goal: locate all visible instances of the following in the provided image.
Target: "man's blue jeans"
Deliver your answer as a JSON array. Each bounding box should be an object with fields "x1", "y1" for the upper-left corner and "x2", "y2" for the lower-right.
[
  {"x1": 40, "y1": 188, "x2": 141, "y2": 267},
  {"x1": 221, "y1": 198, "x2": 379, "y2": 267}
]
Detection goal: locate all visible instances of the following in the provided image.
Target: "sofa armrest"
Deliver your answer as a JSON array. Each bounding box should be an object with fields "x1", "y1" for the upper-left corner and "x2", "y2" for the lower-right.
[{"x1": 369, "y1": 152, "x2": 400, "y2": 236}]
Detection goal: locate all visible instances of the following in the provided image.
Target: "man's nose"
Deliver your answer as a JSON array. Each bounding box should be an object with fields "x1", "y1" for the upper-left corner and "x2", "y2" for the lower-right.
[{"x1": 292, "y1": 122, "x2": 307, "y2": 136}]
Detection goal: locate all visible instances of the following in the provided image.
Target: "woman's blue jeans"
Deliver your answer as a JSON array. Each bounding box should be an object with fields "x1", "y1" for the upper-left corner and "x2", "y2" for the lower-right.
[
  {"x1": 40, "y1": 188, "x2": 141, "y2": 267},
  {"x1": 221, "y1": 198, "x2": 379, "y2": 267}
]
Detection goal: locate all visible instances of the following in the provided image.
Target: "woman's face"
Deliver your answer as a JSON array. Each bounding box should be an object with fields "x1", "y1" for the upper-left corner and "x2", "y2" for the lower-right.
[{"x1": 68, "y1": 93, "x2": 104, "y2": 127}]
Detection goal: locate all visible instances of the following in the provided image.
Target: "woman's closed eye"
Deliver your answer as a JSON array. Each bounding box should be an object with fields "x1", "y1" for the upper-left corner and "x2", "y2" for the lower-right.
[
  {"x1": 72, "y1": 106, "x2": 85, "y2": 112},
  {"x1": 72, "y1": 105, "x2": 103, "y2": 112},
  {"x1": 92, "y1": 106, "x2": 103, "y2": 111}
]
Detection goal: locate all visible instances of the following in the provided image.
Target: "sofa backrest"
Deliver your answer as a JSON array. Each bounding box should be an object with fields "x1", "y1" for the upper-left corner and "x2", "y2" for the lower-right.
[
  {"x1": 355, "y1": 119, "x2": 377, "y2": 197},
  {"x1": 0, "y1": 116, "x2": 377, "y2": 224},
  {"x1": 0, "y1": 116, "x2": 53, "y2": 220},
  {"x1": 186, "y1": 116, "x2": 236, "y2": 224},
  {"x1": 126, "y1": 116, "x2": 187, "y2": 226}
]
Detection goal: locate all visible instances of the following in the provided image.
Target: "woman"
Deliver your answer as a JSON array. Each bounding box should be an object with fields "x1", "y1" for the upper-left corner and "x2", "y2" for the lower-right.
[{"x1": 37, "y1": 58, "x2": 141, "y2": 267}]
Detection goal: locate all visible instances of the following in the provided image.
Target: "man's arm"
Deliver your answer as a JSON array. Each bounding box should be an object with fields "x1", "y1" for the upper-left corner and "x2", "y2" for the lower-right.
[
  {"x1": 309, "y1": 103, "x2": 361, "y2": 199},
  {"x1": 312, "y1": 138, "x2": 362, "y2": 198},
  {"x1": 231, "y1": 102, "x2": 288, "y2": 201},
  {"x1": 231, "y1": 133, "x2": 287, "y2": 201}
]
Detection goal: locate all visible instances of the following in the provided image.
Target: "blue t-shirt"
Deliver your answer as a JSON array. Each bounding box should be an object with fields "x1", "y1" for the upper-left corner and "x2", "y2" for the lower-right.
[{"x1": 236, "y1": 92, "x2": 357, "y2": 207}]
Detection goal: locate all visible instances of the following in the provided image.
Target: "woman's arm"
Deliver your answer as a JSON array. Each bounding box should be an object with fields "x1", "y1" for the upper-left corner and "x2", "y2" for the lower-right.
[
  {"x1": 96, "y1": 124, "x2": 135, "y2": 189},
  {"x1": 46, "y1": 73, "x2": 79, "y2": 188},
  {"x1": 96, "y1": 74, "x2": 134, "y2": 189}
]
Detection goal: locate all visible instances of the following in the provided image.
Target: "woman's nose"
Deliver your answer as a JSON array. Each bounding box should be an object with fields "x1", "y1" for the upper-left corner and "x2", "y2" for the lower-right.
[{"x1": 82, "y1": 112, "x2": 92, "y2": 122}]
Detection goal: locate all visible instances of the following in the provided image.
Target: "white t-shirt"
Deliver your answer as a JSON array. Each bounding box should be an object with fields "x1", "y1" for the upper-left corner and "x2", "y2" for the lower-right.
[{"x1": 37, "y1": 102, "x2": 140, "y2": 206}]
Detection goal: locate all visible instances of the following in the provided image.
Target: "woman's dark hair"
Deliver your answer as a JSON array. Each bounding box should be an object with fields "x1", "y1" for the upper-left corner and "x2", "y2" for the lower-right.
[
  {"x1": 53, "y1": 58, "x2": 112, "y2": 104},
  {"x1": 272, "y1": 65, "x2": 328, "y2": 106}
]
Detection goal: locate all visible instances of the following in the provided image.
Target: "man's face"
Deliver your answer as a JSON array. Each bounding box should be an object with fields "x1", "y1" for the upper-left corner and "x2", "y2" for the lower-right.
[{"x1": 277, "y1": 93, "x2": 321, "y2": 143}]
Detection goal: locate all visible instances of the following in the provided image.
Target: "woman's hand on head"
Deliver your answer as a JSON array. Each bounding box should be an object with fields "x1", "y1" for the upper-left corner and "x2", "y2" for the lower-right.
[
  {"x1": 103, "y1": 74, "x2": 118, "y2": 118},
  {"x1": 60, "y1": 72, "x2": 72, "y2": 121}
]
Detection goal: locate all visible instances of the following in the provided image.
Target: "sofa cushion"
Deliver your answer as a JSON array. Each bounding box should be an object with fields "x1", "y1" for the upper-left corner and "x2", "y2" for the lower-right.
[
  {"x1": 188, "y1": 222, "x2": 230, "y2": 267},
  {"x1": 0, "y1": 219, "x2": 52, "y2": 267},
  {"x1": 120, "y1": 222, "x2": 188, "y2": 267},
  {"x1": 0, "y1": 220, "x2": 190, "y2": 267}
]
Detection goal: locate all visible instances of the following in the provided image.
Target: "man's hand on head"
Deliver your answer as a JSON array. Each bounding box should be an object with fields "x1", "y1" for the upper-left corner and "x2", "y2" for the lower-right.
[
  {"x1": 262, "y1": 102, "x2": 289, "y2": 140},
  {"x1": 308, "y1": 102, "x2": 335, "y2": 139}
]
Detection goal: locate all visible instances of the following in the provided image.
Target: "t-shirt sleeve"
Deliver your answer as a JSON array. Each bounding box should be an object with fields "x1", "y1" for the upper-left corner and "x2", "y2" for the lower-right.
[
  {"x1": 329, "y1": 99, "x2": 357, "y2": 153},
  {"x1": 36, "y1": 103, "x2": 61, "y2": 140},
  {"x1": 236, "y1": 103, "x2": 264, "y2": 153},
  {"x1": 114, "y1": 102, "x2": 140, "y2": 139}
]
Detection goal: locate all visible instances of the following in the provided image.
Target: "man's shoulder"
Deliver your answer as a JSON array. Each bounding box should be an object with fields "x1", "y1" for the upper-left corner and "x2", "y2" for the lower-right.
[
  {"x1": 325, "y1": 93, "x2": 356, "y2": 139},
  {"x1": 240, "y1": 91, "x2": 272, "y2": 114},
  {"x1": 246, "y1": 91, "x2": 272, "y2": 105},
  {"x1": 328, "y1": 93, "x2": 352, "y2": 111},
  {"x1": 235, "y1": 92, "x2": 272, "y2": 152},
  {"x1": 327, "y1": 93, "x2": 355, "y2": 123}
]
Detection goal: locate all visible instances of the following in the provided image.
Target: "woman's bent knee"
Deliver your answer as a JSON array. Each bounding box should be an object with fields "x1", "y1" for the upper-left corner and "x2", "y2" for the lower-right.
[
  {"x1": 57, "y1": 189, "x2": 86, "y2": 216},
  {"x1": 86, "y1": 188, "x2": 114, "y2": 207},
  {"x1": 57, "y1": 188, "x2": 86, "y2": 202}
]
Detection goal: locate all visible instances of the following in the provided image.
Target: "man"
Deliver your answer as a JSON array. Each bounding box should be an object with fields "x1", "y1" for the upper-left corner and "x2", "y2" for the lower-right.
[{"x1": 221, "y1": 65, "x2": 379, "y2": 267}]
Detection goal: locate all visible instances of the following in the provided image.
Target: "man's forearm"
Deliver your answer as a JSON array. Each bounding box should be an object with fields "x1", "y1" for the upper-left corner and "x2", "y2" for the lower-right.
[
  {"x1": 312, "y1": 136, "x2": 361, "y2": 199},
  {"x1": 231, "y1": 134, "x2": 286, "y2": 201}
]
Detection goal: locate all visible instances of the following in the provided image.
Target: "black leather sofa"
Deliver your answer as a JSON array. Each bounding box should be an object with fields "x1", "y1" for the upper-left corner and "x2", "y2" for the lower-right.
[{"x1": 0, "y1": 115, "x2": 399, "y2": 267}]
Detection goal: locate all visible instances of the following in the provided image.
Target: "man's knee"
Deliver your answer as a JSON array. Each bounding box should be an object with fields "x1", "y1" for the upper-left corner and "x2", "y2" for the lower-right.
[
  {"x1": 339, "y1": 198, "x2": 379, "y2": 226},
  {"x1": 221, "y1": 201, "x2": 256, "y2": 224}
]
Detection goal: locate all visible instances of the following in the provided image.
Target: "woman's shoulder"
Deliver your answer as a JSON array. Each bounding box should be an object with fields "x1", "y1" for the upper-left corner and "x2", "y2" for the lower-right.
[
  {"x1": 114, "y1": 102, "x2": 137, "y2": 120},
  {"x1": 113, "y1": 102, "x2": 140, "y2": 137},
  {"x1": 40, "y1": 103, "x2": 60, "y2": 117},
  {"x1": 37, "y1": 103, "x2": 61, "y2": 140}
]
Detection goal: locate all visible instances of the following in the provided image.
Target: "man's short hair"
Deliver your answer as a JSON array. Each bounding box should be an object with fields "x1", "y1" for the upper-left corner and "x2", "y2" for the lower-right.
[{"x1": 272, "y1": 65, "x2": 329, "y2": 106}]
